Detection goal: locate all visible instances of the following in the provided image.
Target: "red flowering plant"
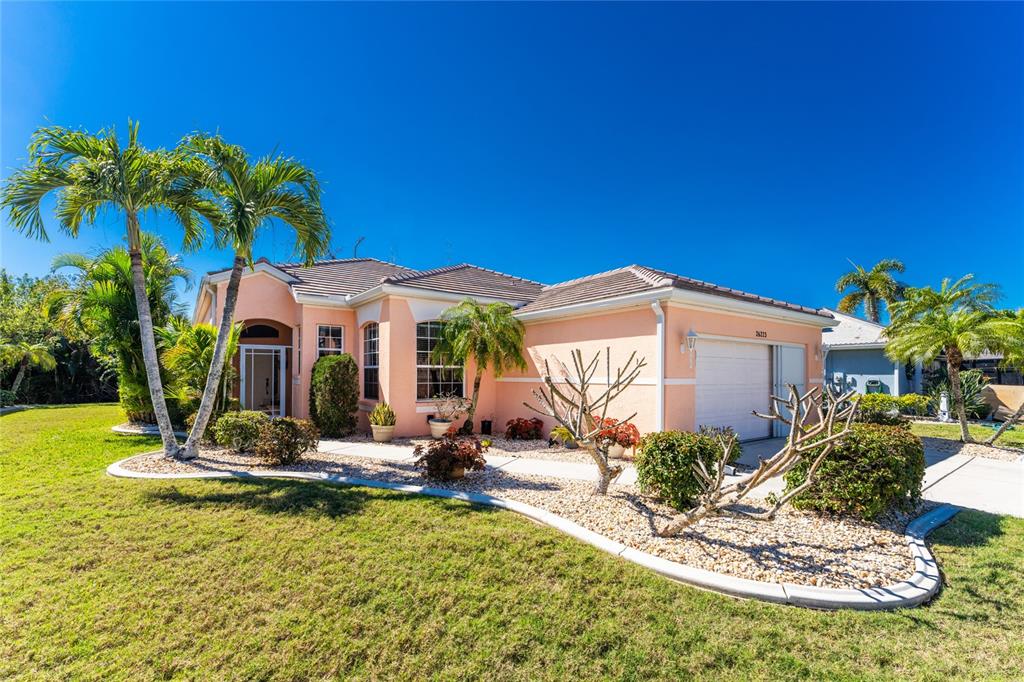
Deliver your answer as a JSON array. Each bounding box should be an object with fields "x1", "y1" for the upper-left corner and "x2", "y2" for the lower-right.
[
  {"x1": 505, "y1": 417, "x2": 544, "y2": 440},
  {"x1": 593, "y1": 417, "x2": 641, "y2": 449}
]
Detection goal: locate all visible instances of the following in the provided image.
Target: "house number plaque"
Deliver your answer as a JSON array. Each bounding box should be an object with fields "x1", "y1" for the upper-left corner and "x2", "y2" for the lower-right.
[{"x1": 755, "y1": 330, "x2": 767, "y2": 338}]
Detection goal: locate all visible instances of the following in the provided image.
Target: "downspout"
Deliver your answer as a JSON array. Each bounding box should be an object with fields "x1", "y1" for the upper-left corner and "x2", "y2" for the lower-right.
[{"x1": 650, "y1": 301, "x2": 665, "y2": 432}]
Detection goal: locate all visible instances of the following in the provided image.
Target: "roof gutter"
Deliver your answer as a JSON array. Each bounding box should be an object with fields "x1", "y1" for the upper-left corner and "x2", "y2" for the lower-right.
[{"x1": 514, "y1": 287, "x2": 675, "y2": 322}]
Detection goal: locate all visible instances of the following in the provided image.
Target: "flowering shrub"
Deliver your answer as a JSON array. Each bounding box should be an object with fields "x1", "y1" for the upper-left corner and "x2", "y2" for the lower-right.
[
  {"x1": 594, "y1": 417, "x2": 641, "y2": 448},
  {"x1": 414, "y1": 432, "x2": 487, "y2": 480},
  {"x1": 505, "y1": 417, "x2": 544, "y2": 440}
]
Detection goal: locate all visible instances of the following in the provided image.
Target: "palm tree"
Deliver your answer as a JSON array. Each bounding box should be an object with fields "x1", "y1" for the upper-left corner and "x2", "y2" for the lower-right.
[
  {"x1": 885, "y1": 275, "x2": 1000, "y2": 442},
  {"x1": 835, "y1": 258, "x2": 906, "y2": 323},
  {"x1": 980, "y1": 310, "x2": 1024, "y2": 445},
  {"x1": 175, "y1": 134, "x2": 329, "y2": 459},
  {"x1": 0, "y1": 341, "x2": 57, "y2": 396},
  {"x1": 51, "y1": 235, "x2": 191, "y2": 424},
  {"x1": 162, "y1": 321, "x2": 243, "y2": 417},
  {"x1": 434, "y1": 299, "x2": 527, "y2": 434},
  {"x1": 0, "y1": 122, "x2": 215, "y2": 456}
]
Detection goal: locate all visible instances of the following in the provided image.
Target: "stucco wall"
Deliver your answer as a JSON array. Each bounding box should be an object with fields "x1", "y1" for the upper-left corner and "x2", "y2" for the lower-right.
[{"x1": 825, "y1": 348, "x2": 898, "y2": 395}]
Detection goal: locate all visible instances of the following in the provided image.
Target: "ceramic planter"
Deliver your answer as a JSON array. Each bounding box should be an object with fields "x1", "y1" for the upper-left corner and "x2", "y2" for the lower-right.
[
  {"x1": 429, "y1": 418, "x2": 452, "y2": 439},
  {"x1": 607, "y1": 443, "x2": 626, "y2": 459},
  {"x1": 371, "y1": 424, "x2": 395, "y2": 443}
]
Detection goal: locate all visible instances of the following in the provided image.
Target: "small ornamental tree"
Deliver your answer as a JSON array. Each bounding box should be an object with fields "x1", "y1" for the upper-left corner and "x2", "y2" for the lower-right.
[{"x1": 309, "y1": 353, "x2": 358, "y2": 437}]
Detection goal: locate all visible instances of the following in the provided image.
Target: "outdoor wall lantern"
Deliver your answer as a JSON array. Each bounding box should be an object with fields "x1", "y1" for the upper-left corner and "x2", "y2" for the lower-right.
[{"x1": 683, "y1": 330, "x2": 699, "y2": 368}]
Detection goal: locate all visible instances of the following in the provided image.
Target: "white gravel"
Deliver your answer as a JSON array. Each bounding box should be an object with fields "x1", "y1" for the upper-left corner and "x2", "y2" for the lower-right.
[{"x1": 120, "y1": 447, "x2": 925, "y2": 590}]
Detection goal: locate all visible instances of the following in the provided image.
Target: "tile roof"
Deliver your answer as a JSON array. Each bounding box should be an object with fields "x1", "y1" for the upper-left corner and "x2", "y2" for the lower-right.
[
  {"x1": 820, "y1": 308, "x2": 886, "y2": 347},
  {"x1": 515, "y1": 265, "x2": 831, "y2": 317},
  {"x1": 381, "y1": 264, "x2": 544, "y2": 302},
  {"x1": 277, "y1": 258, "x2": 415, "y2": 297}
]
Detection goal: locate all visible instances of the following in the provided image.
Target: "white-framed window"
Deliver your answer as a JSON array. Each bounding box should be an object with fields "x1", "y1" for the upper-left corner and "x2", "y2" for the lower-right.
[
  {"x1": 415, "y1": 321, "x2": 463, "y2": 400},
  {"x1": 317, "y1": 324, "x2": 344, "y2": 357},
  {"x1": 363, "y1": 323, "x2": 379, "y2": 400}
]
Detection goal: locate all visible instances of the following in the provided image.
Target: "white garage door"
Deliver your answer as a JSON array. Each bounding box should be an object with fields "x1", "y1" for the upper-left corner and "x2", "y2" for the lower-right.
[{"x1": 696, "y1": 340, "x2": 771, "y2": 441}]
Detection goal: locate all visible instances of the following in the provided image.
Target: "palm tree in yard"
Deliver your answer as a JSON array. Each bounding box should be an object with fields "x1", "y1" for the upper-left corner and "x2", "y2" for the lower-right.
[
  {"x1": 175, "y1": 133, "x2": 329, "y2": 459},
  {"x1": 885, "y1": 275, "x2": 1000, "y2": 442},
  {"x1": 0, "y1": 123, "x2": 215, "y2": 457},
  {"x1": 162, "y1": 321, "x2": 244, "y2": 417},
  {"x1": 435, "y1": 299, "x2": 527, "y2": 434},
  {"x1": 980, "y1": 309, "x2": 1024, "y2": 445},
  {"x1": 1, "y1": 341, "x2": 57, "y2": 397},
  {"x1": 835, "y1": 258, "x2": 906, "y2": 323}
]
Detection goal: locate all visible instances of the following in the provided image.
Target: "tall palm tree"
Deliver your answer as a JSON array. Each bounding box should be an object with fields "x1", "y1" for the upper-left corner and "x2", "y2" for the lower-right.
[
  {"x1": 0, "y1": 122, "x2": 215, "y2": 456},
  {"x1": 835, "y1": 258, "x2": 906, "y2": 323},
  {"x1": 175, "y1": 134, "x2": 329, "y2": 459},
  {"x1": 980, "y1": 309, "x2": 1024, "y2": 445},
  {"x1": 885, "y1": 275, "x2": 1000, "y2": 442},
  {"x1": 434, "y1": 299, "x2": 527, "y2": 434},
  {"x1": 0, "y1": 341, "x2": 57, "y2": 396}
]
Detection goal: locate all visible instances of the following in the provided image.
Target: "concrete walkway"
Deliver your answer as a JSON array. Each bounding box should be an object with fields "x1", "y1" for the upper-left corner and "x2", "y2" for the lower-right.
[{"x1": 321, "y1": 435, "x2": 1024, "y2": 518}]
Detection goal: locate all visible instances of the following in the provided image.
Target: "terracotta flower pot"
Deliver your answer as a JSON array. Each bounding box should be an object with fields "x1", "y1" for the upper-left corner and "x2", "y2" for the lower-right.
[
  {"x1": 448, "y1": 464, "x2": 465, "y2": 480},
  {"x1": 429, "y1": 419, "x2": 452, "y2": 439},
  {"x1": 371, "y1": 424, "x2": 395, "y2": 443}
]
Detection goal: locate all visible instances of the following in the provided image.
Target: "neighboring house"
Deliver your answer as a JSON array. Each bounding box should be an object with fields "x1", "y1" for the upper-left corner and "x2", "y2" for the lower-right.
[
  {"x1": 193, "y1": 259, "x2": 833, "y2": 440},
  {"x1": 821, "y1": 308, "x2": 920, "y2": 396}
]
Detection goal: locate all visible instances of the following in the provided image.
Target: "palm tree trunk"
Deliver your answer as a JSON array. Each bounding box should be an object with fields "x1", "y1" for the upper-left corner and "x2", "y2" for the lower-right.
[
  {"x1": 945, "y1": 346, "x2": 973, "y2": 443},
  {"x1": 462, "y1": 369, "x2": 483, "y2": 434},
  {"x1": 10, "y1": 358, "x2": 28, "y2": 396},
  {"x1": 179, "y1": 254, "x2": 245, "y2": 460},
  {"x1": 127, "y1": 215, "x2": 179, "y2": 458},
  {"x1": 865, "y1": 295, "x2": 880, "y2": 323},
  {"x1": 984, "y1": 402, "x2": 1023, "y2": 446}
]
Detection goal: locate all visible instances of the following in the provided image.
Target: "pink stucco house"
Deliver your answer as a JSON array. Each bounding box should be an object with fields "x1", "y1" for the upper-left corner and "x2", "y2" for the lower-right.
[{"x1": 193, "y1": 258, "x2": 833, "y2": 440}]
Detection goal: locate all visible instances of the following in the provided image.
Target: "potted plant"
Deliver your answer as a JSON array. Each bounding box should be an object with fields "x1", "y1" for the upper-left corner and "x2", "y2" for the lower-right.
[
  {"x1": 413, "y1": 431, "x2": 486, "y2": 480},
  {"x1": 550, "y1": 425, "x2": 578, "y2": 449},
  {"x1": 595, "y1": 417, "x2": 641, "y2": 459},
  {"x1": 369, "y1": 401, "x2": 397, "y2": 443},
  {"x1": 428, "y1": 393, "x2": 467, "y2": 439}
]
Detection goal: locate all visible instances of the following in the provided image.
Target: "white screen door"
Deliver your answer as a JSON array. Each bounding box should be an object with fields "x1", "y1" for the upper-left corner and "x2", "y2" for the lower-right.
[
  {"x1": 772, "y1": 345, "x2": 806, "y2": 437},
  {"x1": 240, "y1": 345, "x2": 288, "y2": 417}
]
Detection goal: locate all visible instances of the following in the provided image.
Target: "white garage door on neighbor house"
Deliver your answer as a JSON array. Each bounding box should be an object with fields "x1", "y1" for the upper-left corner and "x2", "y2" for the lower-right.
[{"x1": 695, "y1": 339, "x2": 772, "y2": 441}]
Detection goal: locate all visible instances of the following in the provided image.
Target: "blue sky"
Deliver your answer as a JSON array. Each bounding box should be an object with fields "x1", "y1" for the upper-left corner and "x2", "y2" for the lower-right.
[{"x1": 2, "y1": 1, "x2": 1022, "y2": 316}]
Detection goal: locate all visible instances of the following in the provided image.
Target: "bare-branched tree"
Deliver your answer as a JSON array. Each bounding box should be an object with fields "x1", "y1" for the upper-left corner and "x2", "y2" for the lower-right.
[
  {"x1": 525, "y1": 348, "x2": 646, "y2": 494},
  {"x1": 658, "y1": 385, "x2": 858, "y2": 537}
]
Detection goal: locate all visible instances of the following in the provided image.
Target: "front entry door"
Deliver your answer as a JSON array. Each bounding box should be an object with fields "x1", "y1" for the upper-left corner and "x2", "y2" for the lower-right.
[{"x1": 240, "y1": 345, "x2": 288, "y2": 417}]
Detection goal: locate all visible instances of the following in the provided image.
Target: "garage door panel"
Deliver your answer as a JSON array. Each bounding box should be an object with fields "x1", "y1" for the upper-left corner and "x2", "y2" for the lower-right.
[{"x1": 696, "y1": 340, "x2": 771, "y2": 441}]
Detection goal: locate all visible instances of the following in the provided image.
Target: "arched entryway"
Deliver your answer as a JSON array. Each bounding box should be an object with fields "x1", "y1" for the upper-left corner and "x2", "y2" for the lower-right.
[{"x1": 235, "y1": 319, "x2": 293, "y2": 417}]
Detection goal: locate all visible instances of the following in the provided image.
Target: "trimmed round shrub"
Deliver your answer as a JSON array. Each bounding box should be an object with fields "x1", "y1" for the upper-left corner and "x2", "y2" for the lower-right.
[
  {"x1": 255, "y1": 417, "x2": 320, "y2": 466},
  {"x1": 897, "y1": 393, "x2": 931, "y2": 416},
  {"x1": 635, "y1": 431, "x2": 722, "y2": 511},
  {"x1": 214, "y1": 410, "x2": 270, "y2": 452},
  {"x1": 784, "y1": 423, "x2": 925, "y2": 520},
  {"x1": 310, "y1": 354, "x2": 358, "y2": 437},
  {"x1": 697, "y1": 424, "x2": 743, "y2": 463}
]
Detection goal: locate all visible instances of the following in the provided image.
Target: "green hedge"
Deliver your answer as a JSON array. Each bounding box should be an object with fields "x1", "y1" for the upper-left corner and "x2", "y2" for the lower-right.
[
  {"x1": 784, "y1": 423, "x2": 925, "y2": 520},
  {"x1": 635, "y1": 431, "x2": 723, "y2": 511},
  {"x1": 213, "y1": 410, "x2": 271, "y2": 452},
  {"x1": 309, "y1": 354, "x2": 359, "y2": 437}
]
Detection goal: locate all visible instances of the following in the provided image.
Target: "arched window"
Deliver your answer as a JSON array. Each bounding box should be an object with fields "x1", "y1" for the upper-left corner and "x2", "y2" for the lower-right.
[
  {"x1": 363, "y1": 323, "x2": 379, "y2": 400},
  {"x1": 240, "y1": 324, "x2": 280, "y2": 339},
  {"x1": 415, "y1": 321, "x2": 463, "y2": 400}
]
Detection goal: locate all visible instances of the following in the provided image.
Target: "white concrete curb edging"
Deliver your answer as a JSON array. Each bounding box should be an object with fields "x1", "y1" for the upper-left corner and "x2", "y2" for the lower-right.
[{"x1": 106, "y1": 455, "x2": 959, "y2": 611}]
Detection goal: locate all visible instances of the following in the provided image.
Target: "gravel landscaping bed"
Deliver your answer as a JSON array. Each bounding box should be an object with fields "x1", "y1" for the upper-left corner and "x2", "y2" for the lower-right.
[
  {"x1": 339, "y1": 434, "x2": 630, "y2": 464},
  {"x1": 920, "y1": 436, "x2": 1022, "y2": 462},
  {"x1": 120, "y1": 447, "x2": 924, "y2": 590}
]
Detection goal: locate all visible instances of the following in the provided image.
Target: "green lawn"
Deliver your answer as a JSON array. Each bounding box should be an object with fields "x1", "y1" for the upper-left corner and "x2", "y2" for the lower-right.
[
  {"x1": 911, "y1": 421, "x2": 1024, "y2": 449},
  {"x1": 2, "y1": 405, "x2": 1022, "y2": 680}
]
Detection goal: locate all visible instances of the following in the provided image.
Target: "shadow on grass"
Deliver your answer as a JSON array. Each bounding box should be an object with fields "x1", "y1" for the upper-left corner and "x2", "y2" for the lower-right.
[
  {"x1": 930, "y1": 509, "x2": 1006, "y2": 548},
  {"x1": 142, "y1": 476, "x2": 501, "y2": 522}
]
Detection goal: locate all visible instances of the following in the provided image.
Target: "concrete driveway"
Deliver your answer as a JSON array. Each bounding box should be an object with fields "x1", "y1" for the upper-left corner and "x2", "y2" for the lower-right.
[{"x1": 737, "y1": 437, "x2": 1024, "y2": 518}]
